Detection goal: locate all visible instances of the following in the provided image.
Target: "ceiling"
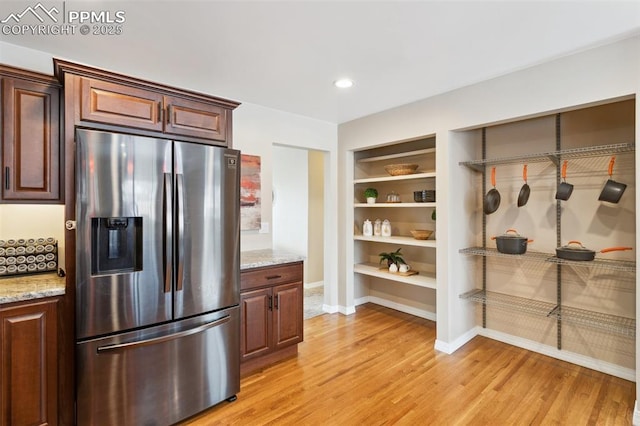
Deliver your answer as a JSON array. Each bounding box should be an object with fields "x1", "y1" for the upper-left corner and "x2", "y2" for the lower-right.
[{"x1": 2, "y1": 1, "x2": 640, "y2": 124}]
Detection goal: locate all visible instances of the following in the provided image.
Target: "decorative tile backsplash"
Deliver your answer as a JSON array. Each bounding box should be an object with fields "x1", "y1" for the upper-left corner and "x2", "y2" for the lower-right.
[{"x1": 0, "y1": 237, "x2": 58, "y2": 276}]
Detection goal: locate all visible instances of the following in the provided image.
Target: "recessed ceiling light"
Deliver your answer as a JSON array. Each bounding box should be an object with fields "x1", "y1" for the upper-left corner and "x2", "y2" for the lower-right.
[{"x1": 334, "y1": 78, "x2": 354, "y2": 89}]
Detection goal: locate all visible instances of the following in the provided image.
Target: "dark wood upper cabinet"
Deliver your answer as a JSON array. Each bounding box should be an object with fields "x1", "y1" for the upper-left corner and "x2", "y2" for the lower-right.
[
  {"x1": 55, "y1": 59, "x2": 239, "y2": 146},
  {"x1": 164, "y1": 95, "x2": 227, "y2": 141},
  {"x1": 80, "y1": 77, "x2": 163, "y2": 131},
  {"x1": 1, "y1": 66, "x2": 61, "y2": 202}
]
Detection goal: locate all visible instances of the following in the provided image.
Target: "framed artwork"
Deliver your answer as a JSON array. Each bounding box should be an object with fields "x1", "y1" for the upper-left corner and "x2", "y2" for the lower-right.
[{"x1": 240, "y1": 154, "x2": 261, "y2": 231}]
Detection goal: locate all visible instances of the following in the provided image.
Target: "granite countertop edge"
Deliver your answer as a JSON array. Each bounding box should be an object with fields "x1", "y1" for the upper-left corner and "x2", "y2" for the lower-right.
[
  {"x1": 240, "y1": 249, "x2": 305, "y2": 270},
  {"x1": 0, "y1": 273, "x2": 66, "y2": 305}
]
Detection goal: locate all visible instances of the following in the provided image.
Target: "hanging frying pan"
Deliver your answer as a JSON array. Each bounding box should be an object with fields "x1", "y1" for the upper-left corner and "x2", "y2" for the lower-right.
[
  {"x1": 517, "y1": 164, "x2": 530, "y2": 207},
  {"x1": 483, "y1": 167, "x2": 501, "y2": 215},
  {"x1": 555, "y1": 160, "x2": 573, "y2": 201},
  {"x1": 598, "y1": 156, "x2": 627, "y2": 203}
]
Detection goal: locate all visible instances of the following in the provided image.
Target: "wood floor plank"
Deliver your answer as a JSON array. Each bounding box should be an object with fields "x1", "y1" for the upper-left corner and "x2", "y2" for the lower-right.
[{"x1": 179, "y1": 304, "x2": 635, "y2": 425}]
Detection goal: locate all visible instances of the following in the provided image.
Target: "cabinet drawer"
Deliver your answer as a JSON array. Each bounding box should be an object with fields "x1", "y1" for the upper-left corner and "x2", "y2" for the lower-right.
[{"x1": 241, "y1": 263, "x2": 303, "y2": 291}]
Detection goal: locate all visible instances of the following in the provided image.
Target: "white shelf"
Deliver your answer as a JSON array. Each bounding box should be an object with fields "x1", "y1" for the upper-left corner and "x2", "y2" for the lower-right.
[
  {"x1": 354, "y1": 235, "x2": 436, "y2": 248},
  {"x1": 354, "y1": 263, "x2": 437, "y2": 289},
  {"x1": 355, "y1": 202, "x2": 435, "y2": 208},
  {"x1": 357, "y1": 148, "x2": 436, "y2": 163},
  {"x1": 354, "y1": 171, "x2": 436, "y2": 184}
]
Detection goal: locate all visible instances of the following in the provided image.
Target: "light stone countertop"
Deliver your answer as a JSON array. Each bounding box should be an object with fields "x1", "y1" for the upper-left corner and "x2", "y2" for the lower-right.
[
  {"x1": 241, "y1": 249, "x2": 304, "y2": 270},
  {"x1": 0, "y1": 272, "x2": 66, "y2": 305}
]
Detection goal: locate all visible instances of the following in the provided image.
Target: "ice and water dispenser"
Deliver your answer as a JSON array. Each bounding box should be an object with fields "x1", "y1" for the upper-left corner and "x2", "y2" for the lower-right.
[{"x1": 91, "y1": 217, "x2": 143, "y2": 275}]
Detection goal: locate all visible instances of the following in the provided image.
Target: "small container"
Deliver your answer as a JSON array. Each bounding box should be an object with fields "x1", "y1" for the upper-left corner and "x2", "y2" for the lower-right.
[
  {"x1": 381, "y1": 219, "x2": 392, "y2": 237},
  {"x1": 374, "y1": 219, "x2": 382, "y2": 236},
  {"x1": 363, "y1": 219, "x2": 373, "y2": 237},
  {"x1": 386, "y1": 191, "x2": 401, "y2": 203}
]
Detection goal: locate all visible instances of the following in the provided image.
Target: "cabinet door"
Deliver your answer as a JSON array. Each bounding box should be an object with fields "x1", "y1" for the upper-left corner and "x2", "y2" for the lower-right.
[
  {"x1": 240, "y1": 288, "x2": 272, "y2": 361},
  {"x1": 1, "y1": 78, "x2": 60, "y2": 201},
  {"x1": 0, "y1": 300, "x2": 58, "y2": 426},
  {"x1": 272, "y1": 282, "x2": 303, "y2": 350},
  {"x1": 79, "y1": 77, "x2": 164, "y2": 131},
  {"x1": 164, "y1": 95, "x2": 227, "y2": 143}
]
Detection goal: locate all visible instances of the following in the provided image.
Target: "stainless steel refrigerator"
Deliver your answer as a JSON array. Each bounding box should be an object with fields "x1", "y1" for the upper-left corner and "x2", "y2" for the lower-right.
[{"x1": 74, "y1": 129, "x2": 240, "y2": 426}]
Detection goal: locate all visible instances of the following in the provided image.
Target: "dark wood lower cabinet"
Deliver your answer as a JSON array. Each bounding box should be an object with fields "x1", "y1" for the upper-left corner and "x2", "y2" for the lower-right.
[
  {"x1": 240, "y1": 262, "x2": 303, "y2": 375},
  {"x1": 0, "y1": 298, "x2": 58, "y2": 426}
]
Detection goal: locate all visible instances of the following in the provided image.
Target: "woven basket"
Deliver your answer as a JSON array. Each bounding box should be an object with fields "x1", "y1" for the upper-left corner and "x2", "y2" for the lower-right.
[{"x1": 384, "y1": 163, "x2": 419, "y2": 176}]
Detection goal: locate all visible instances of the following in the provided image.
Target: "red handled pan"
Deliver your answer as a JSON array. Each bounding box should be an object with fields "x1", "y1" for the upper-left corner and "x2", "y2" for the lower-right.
[
  {"x1": 555, "y1": 160, "x2": 573, "y2": 201},
  {"x1": 556, "y1": 241, "x2": 632, "y2": 261},
  {"x1": 517, "y1": 164, "x2": 530, "y2": 207},
  {"x1": 483, "y1": 167, "x2": 501, "y2": 215},
  {"x1": 598, "y1": 156, "x2": 627, "y2": 203}
]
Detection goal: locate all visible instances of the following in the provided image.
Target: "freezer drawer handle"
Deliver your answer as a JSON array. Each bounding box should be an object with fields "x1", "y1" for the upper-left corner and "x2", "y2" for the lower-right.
[{"x1": 96, "y1": 315, "x2": 230, "y2": 354}]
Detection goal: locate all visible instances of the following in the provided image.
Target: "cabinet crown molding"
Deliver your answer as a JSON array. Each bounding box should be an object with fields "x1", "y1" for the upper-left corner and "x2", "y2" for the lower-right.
[{"x1": 53, "y1": 58, "x2": 240, "y2": 109}]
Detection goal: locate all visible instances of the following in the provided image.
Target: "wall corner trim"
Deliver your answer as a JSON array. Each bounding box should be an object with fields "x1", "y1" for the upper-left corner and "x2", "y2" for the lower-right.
[{"x1": 434, "y1": 326, "x2": 480, "y2": 354}]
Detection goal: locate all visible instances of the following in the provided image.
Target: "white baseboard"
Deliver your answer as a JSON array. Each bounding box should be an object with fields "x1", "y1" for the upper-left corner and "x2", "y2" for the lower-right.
[
  {"x1": 322, "y1": 303, "x2": 339, "y2": 314},
  {"x1": 435, "y1": 327, "x2": 479, "y2": 354},
  {"x1": 354, "y1": 295, "x2": 436, "y2": 321},
  {"x1": 478, "y1": 328, "x2": 635, "y2": 381}
]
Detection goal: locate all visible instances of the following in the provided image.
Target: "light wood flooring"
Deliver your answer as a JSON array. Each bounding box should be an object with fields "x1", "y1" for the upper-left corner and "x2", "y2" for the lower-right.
[{"x1": 180, "y1": 304, "x2": 635, "y2": 425}]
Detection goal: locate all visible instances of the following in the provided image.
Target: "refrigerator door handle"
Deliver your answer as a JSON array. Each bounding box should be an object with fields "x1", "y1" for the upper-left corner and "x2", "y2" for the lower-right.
[
  {"x1": 163, "y1": 173, "x2": 172, "y2": 293},
  {"x1": 176, "y1": 173, "x2": 186, "y2": 292},
  {"x1": 96, "y1": 315, "x2": 231, "y2": 354}
]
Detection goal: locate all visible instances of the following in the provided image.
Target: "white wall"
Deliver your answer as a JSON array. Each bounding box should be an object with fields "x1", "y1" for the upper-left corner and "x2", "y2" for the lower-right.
[{"x1": 272, "y1": 145, "x2": 309, "y2": 263}]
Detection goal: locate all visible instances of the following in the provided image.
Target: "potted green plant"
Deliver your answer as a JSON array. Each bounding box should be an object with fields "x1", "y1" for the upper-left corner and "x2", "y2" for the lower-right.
[
  {"x1": 364, "y1": 187, "x2": 378, "y2": 204},
  {"x1": 379, "y1": 248, "x2": 406, "y2": 271}
]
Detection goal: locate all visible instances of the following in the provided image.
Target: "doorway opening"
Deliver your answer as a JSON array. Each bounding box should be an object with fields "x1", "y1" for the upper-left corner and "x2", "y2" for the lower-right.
[{"x1": 272, "y1": 146, "x2": 325, "y2": 319}]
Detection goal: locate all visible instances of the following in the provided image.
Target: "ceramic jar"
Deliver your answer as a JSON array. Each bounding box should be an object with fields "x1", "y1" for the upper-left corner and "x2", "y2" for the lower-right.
[
  {"x1": 363, "y1": 219, "x2": 373, "y2": 236},
  {"x1": 381, "y1": 219, "x2": 392, "y2": 237}
]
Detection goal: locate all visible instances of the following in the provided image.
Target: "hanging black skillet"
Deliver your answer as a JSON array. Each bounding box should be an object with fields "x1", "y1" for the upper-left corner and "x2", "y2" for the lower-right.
[
  {"x1": 517, "y1": 164, "x2": 530, "y2": 207},
  {"x1": 555, "y1": 160, "x2": 573, "y2": 201},
  {"x1": 598, "y1": 156, "x2": 627, "y2": 203},
  {"x1": 483, "y1": 166, "x2": 501, "y2": 215}
]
